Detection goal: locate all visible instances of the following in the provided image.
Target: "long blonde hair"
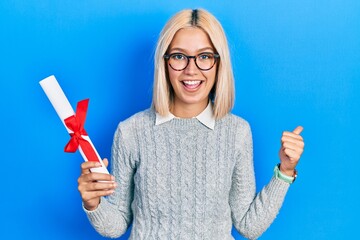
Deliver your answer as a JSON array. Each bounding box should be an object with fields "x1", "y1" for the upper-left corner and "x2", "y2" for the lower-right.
[{"x1": 152, "y1": 9, "x2": 234, "y2": 119}]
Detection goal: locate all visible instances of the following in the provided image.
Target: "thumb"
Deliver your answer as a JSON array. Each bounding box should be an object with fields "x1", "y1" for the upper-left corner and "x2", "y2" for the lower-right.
[
  {"x1": 293, "y1": 126, "x2": 304, "y2": 135},
  {"x1": 102, "y1": 158, "x2": 109, "y2": 168}
]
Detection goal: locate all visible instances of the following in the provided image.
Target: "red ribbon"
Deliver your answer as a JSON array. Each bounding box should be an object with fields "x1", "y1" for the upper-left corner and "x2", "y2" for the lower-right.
[{"x1": 64, "y1": 99, "x2": 99, "y2": 162}]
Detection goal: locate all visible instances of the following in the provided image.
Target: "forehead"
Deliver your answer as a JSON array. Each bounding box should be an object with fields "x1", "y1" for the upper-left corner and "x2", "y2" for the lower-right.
[{"x1": 169, "y1": 27, "x2": 214, "y2": 53}]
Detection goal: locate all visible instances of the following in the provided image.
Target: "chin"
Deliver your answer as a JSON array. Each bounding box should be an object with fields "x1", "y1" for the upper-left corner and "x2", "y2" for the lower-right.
[{"x1": 178, "y1": 95, "x2": 208, "y2": 105}]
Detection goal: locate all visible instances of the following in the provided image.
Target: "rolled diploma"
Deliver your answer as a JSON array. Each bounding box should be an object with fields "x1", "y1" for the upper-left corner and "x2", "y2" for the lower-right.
[{"x1": 39, "y1": 75, "x2": 109, "y2": 174}]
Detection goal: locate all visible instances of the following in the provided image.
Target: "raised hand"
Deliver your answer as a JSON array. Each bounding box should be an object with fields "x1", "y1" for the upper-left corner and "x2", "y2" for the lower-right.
[{"x1": 279, "y1": 126, "x2": 305, "y2": 176}]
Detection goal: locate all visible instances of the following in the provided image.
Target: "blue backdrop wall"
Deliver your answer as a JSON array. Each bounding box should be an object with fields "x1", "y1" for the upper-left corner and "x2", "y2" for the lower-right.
[{"x1": 1, "y1": 1, "x2": 359, "y2": 239}]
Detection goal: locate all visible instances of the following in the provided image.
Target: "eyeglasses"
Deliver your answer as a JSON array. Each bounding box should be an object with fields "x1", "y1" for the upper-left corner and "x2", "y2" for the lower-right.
[{"x1": 164, "y1": 52, "x2": 220, "y2": 71}]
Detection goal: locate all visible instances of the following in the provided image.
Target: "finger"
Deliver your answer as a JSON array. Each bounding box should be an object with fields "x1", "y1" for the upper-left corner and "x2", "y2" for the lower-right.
[
  {"x1": 82, "y1": 172, "x2": 115, "y2": 182},
  {"x1": 282, "y1": 136, "x2": 305, "y2": 148},
  {"x1": 282, "y1": 131, "x2": 303, "y2": 141},
  {"x1": 81, "y1": 161, "x2": 102, "y2": 174},
  {"x1": 78, "y1": 179, "x2": 116, "y2": 198},
  {"x1": 86, "y1": 181, "x2": 117, "y2": 192},
  {"x1": 283, "y1": 142, "x2": 304, "y2": 153},
  {"x1": 81, "y1": 189, "x2": 115, "y2": 202},
  {"x1": 284, "y1": 148, "x2": 301, "y2": 161},
  {"x1": 103, "y1": 158, "x2": 109, "y2": 168},
  {"x1": 293, "y1": 126, "x2": 304, "y2": 135}
]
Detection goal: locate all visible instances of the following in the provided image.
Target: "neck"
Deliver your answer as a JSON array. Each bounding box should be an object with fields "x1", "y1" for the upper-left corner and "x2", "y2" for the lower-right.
[{"x1": 171, "y1": 99, "x2": 208, "y2": 118}]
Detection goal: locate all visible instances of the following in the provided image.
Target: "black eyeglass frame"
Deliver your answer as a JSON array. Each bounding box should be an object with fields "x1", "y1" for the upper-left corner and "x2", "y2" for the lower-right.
[{"x1": 164, "y1": 52, "x2": 220, "y2": 71}]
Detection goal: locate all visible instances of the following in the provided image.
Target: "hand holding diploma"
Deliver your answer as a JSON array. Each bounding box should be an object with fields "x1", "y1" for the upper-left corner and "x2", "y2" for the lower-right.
[
  {"x1": 279, "y1": 126, "x2": 305, "y2": 176},
  {"x1": 78, "y1": 159, "x2": 117, "y2": 211}
]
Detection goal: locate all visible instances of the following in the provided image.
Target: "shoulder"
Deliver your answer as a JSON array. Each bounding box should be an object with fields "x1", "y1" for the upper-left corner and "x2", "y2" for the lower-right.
[
  {"x1": 113, "y1": 108, "x2": 155, "y2": 143},
  {"x1": 220, "y1": 113, "x2": 253, "y2": 154},
  {"x1": 118, "y1": 108, "x2": 155, "y2": 130},
  {"x1": 217, "y1": 113, "x2": 253, "y2": 149},
  {"x1": 218, "y1": 113, "x2": 251, "y2": 133}
]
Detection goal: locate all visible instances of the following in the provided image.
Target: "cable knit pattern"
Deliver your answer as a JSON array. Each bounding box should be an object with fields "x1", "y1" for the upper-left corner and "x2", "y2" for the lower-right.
[{"x1": 84, "y1": 108, "x2": 290, "y2": 239}]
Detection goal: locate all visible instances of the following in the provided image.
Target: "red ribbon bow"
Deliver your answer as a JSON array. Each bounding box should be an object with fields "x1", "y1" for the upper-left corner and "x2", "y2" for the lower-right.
[{"x1": 64, "y1": 99, "x2": 99, "y2": 162}]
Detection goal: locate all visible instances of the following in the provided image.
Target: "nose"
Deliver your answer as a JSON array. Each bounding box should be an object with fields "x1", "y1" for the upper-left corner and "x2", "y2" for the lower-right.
[{"x1": 183, "y1": 57, "x2": 198, "y2": 75}]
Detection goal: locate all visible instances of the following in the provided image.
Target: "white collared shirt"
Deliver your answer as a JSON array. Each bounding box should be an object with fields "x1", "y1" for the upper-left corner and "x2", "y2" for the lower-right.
[{"x1": 155, "y1": 102, "x2": 215, "y2": 130}]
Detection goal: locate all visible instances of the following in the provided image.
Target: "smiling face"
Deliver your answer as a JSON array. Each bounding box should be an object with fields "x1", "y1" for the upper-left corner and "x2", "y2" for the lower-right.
[{"x1": 167, "y1": 27, "x2": 217, "y2": 118}]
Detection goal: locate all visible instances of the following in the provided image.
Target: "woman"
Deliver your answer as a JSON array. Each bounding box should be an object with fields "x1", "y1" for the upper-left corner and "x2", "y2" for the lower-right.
[{"x1": 78, "y1": 9, "x2": 304, "y2": 239}]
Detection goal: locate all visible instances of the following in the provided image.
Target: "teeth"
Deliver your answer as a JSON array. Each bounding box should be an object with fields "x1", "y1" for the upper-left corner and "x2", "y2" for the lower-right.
[{"x1": 183, "y1": 80, "x2": 201, "y2": 85}]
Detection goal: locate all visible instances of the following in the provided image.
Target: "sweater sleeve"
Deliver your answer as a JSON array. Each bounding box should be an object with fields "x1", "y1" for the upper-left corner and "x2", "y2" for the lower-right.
[
  {"x1": 229, "y1": 121, "x2": 290, "y2": 240},
  {"x1": 84, "y1": 122, "x2": 136, "y2": 238}
]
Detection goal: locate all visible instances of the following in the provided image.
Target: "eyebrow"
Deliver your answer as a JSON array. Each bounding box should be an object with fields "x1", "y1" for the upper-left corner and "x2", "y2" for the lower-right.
[{"x1": 168, "y1": 47, "x2": 215, "y2": 54}]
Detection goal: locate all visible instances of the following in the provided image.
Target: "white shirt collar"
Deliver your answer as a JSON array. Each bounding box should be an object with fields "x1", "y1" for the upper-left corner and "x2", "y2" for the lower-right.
[{"x1": 155, "y1": 102, "x2": 215, "y2": 130}]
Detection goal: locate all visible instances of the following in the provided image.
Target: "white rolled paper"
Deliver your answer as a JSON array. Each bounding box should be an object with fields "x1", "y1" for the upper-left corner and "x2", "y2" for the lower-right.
[{"x1": 39, "y1": 75, "x2": 109, "y2": 174}]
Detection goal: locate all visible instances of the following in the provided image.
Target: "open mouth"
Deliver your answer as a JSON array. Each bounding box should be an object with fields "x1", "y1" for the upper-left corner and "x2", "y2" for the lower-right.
[{"x1": 181, "y1": 80, "x2": 203, "y2": 90}]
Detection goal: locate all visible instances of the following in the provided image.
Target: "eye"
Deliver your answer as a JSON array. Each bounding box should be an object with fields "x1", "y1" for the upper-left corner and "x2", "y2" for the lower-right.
[
  {"x1": 198, "y1": 53, "x2": 214, "y2": 60},
  {"x1": 170, "y1": 53, "x2": 186, "y2": 60}
]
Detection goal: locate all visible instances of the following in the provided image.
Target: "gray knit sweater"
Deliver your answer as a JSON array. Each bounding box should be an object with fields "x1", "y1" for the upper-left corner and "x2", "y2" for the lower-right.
[{"x1": 84, "y1": 108, "x2": 290, "y2": 239}]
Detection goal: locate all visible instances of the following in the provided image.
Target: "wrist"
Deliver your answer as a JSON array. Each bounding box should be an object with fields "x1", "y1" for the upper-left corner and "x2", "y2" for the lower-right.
[
  {"x1": 274, "y1": 163, "x2": 297, "y2": 184},
  {"x1": 85, "y1": 207, "x2": 97, "y2": 211},
  {"x1": 84, "y1": 204, "x2": 98, "y2": 211},
  {"x1": 279, "y1": 164, "x2": 295, "y2": 177},
  {"x1": 83, "y1": 200, "x2": 100, "y2": 211}
]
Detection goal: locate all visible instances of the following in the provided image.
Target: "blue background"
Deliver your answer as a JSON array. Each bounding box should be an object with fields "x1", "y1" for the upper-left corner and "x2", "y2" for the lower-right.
[{"x1": 1, "y1": 1, "x2": 359, "y2": 239}]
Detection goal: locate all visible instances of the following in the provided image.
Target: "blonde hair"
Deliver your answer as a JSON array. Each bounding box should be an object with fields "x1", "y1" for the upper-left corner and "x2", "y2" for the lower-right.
[{"x1": 152, "y1": 9, "x2": 234, "y2": 119}]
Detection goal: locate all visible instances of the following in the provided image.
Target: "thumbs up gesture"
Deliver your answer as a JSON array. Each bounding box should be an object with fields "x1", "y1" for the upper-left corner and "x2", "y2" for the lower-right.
[{"x1": 279, "y1": 126, "x2": 305, "y2": 176}]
